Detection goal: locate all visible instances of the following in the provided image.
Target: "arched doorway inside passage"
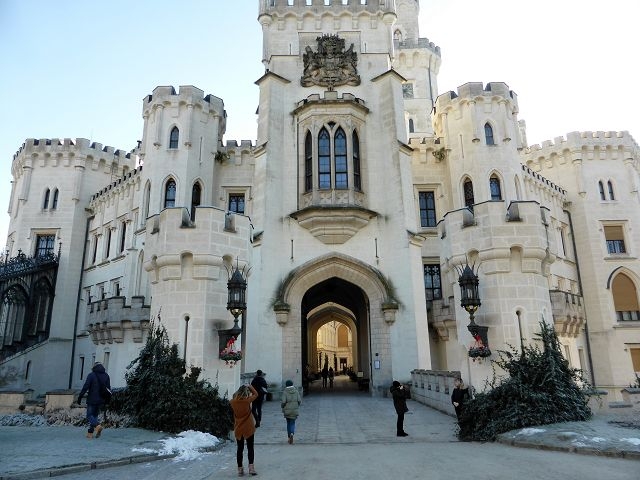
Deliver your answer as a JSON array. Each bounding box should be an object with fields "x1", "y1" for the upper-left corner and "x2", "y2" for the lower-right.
[
  {"x1": 275, "y1": 253, "x2": 397, "y2": 397},
  {"x1": 303, "y1": 282, "x2": 364, "y2": 395}
]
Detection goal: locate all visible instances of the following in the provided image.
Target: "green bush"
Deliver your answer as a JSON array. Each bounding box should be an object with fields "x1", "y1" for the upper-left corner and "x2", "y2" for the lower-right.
[
  {"x1": 458, "y1": 321, "x2": 593, "y2": 441},
  {"x1": 109, "y1": 317, "x2": 233, "y2": 438}
]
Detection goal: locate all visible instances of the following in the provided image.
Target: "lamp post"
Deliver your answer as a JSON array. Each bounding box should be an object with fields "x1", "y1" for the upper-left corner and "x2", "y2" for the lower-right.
[{"x1": 458, "y1": 263, "x2": 490, "y2": 352}]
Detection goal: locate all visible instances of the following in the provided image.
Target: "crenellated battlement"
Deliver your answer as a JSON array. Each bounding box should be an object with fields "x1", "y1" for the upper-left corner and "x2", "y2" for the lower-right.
[
  {"x1": 394, "y1": 37, "x2": 440, "y2": 56},
  {"x1": 435, "y1": 82, "x2": 518, "y2": 112},
  {"x1": 89, "y1": 165, "x2": 144, "y2": 204},
  {"x1": 525, "y1": 130, "x2": 639, "y2": 154},
  {"x1": 142, "y1": 85, "x2": 225, "y2": 117},
  {"x1": 520, "y1": 163, "x2": 567, "y2": 196},
  {"x1": 223, "y1": 140, "x2": 255, "y2": 149},
  {"x1": 12, "y1": 137, "x2": 136, "y2": 163},
  {"x1": 259, "y1": 0, "x2": 395, "y2": 18},
  {"x1": 521, "y1": 130, "x2": 640, "y2": 173}
]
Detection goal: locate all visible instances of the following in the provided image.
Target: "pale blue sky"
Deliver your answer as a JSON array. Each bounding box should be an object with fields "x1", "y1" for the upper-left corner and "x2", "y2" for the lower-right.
[{"x1": 1, "y1": 0, "x2": 638, "y2": 247}]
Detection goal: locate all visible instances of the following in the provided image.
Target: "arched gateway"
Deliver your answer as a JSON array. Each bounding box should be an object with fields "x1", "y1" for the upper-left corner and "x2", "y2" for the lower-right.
[{"x1": 274, "y1": 253, "x2": 399, "y2": 396}]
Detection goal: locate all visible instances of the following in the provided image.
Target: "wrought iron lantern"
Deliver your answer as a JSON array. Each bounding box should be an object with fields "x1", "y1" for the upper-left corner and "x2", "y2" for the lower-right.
[
  {"x1": 218, "y1": 261, "x2": 248, "y2": 356},
  {"x1": 227, "y1": 265, "x2": 247, "y2": 327},
  {"x1": 457, "y1": 262, "x2": 490, "y2": 353}
]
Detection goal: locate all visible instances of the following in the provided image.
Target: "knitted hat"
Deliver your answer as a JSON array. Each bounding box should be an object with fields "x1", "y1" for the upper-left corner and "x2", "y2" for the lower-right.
[
  {"x1": 392, "y1": 380, "x2": 401, "y2": 388},
  {"x1": 285, "y1": 379, "x2": 293, "y2": 387},
  {"x1": 256, "y1": 369, "x2": 263, "y2": 376}
]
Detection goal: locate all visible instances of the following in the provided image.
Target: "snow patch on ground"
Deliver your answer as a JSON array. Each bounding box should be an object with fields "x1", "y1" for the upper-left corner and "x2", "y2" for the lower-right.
[
  {"x1": 620, "y1": 438, "x2": 640, "y2": 446},
  {"x1": 590, "y1": 437, "x2": 607, "y2": 443},
  {"x1": 516, "y1": 428, "x2": 545, "y2": 436},
  {"x1": 157, "y1": 430, "x2": 221, "y2": 461}
]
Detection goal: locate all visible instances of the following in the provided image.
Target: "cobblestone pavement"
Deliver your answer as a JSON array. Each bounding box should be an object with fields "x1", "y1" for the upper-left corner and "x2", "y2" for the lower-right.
[{"x1": 1, "y1": 375, "x2": 638, "y2": 480}]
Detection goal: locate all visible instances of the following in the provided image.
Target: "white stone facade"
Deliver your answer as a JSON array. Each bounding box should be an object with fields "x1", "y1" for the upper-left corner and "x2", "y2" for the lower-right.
[{"x1": 1, "y1": 0, "x2": 639, "y2": 401}]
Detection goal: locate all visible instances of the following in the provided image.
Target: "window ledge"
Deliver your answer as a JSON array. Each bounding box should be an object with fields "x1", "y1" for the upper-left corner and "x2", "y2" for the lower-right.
[
  {"x1": 605, "y1": 255, "x2": 636, "y2": 261},
  {"x1": 613, "y1": 321, "x2": 640, "y2": 329}
]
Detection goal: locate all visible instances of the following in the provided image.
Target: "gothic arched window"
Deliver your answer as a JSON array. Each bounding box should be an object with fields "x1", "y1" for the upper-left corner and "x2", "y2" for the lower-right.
[
  {"x1": 318, "y1": 128, "x2": 331, "y2": 189},
  {"x1": 408, "y1": 118, "x2": 414, "y2": 133},
  {"x1": 612, "y1": 273, "x2": 640, "y2": 321},
  {"x1": 164, "y1": 179, "x2": 176, "y2": 208},
  {"x1": 608, "y1": 180, "x2": 615, "y2": 200},
  {"x1": 191, "y1": 182, "x2": 202, "y2": 221},
  {"x1": 43, "y1": 189, "x2": 50, "y2": 209},
  {"x1": 51, "y1": 189, "x2": 59, "y2": 209},
  {"x1": 464, "y1": 179, "x2": 475, "y2": 210},
  {"x1": 28, "y1": 278, "x2": 53, "y2": 336},
  {"x1": 489, "y1": 175, "x2": 502, "y2": 201},
  {"x1": 0, "y1": 287, "x2": 27, "y2": 346},
  {"x1": 598, "y1": 180, "x2": 606, "y2": 200},
  {"x1": 305, "y1": 131, "x2": 313, "y2": 192},
  {"x1": 353, "y1": 131, "x2": 361, "y2": 191},
  {"x1": 484, "y1": 123, "x2": 494, "y2": 145},
  {"x1": 334, "y1": 128, "x2": 348, "y2": 189},
  {"x1": 169, "y1": 127, "x2": 179, "y2": 149}
]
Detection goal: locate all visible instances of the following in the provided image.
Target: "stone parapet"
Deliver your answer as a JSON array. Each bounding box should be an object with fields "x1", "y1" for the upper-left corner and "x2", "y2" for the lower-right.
[{"x1": 410, "y1": 369, "x2": 459, "y2": 417}]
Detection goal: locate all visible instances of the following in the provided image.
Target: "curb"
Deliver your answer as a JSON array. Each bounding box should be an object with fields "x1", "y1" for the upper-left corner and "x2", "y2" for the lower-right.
[
  {"x1": 496, "y1": 436, "x2": 640, "y2": 461},
  {"x1": 0, "y1": 441, "x2": 229, "y2": 480}
]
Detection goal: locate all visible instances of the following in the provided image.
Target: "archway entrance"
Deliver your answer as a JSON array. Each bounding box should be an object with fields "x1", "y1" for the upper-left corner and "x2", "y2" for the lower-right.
[
  {"x1": 276, "y1": 253, "x2": 396, "y2": 396},
  {"x1": 302, "y1": 277, "x2": 368, "y2": 394}
]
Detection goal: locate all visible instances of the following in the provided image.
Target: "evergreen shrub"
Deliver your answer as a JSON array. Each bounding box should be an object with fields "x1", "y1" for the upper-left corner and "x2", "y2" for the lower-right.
[
  {"x1": 109, "y1": 318, "x2": 233, "y2": 438},
  {"x1": 458, "y1": 321, "x2": 593, "y2": 441}
]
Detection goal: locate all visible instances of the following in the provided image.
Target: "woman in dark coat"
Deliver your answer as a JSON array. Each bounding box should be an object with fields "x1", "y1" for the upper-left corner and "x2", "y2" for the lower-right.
[
  {"x1": 451, "y1": 377, "x2": 470, "y2": 422},
  {"x1": 390, "y1": 380, "x2": 409, "y2": 437}
]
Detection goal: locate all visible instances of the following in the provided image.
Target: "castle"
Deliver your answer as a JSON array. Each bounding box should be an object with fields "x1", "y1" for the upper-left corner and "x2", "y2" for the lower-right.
[{"x1": 1, "y1": 0, "x2": 639, "y2": 401}]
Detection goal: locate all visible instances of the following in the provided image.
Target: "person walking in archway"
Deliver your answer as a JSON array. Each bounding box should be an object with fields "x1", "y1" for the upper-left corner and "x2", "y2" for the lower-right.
[
  {"x1": 328, "y1": 367, "x2": 334, "y2": 388},
  {"x1": 321, "y1": 364, "x2": 329, "y2": 388},
  {"x1": 281, "y1": 380, "x2": 302, "y2": 444}
]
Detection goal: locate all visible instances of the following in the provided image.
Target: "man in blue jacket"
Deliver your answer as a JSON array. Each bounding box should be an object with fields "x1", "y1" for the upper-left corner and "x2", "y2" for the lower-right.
[{"x1": 78, "y1": 361, "x2": 111, "y2": 439}]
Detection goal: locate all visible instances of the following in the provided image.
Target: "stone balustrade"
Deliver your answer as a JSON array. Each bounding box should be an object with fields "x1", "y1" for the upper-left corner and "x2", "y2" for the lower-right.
[{"x1": 410, "y1": 369, "x2": 461, "y2": 417}]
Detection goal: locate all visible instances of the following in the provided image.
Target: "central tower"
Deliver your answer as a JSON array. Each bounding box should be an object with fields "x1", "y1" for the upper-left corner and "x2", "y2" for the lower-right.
[{"x1": 246, "y1": 0, "x2": 440, "y2": 394}]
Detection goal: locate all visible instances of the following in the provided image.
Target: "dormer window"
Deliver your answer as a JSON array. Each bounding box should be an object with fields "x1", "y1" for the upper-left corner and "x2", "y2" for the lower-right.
[{"x1": 169, "y1": 127, "x2": 179, "y2": 149}]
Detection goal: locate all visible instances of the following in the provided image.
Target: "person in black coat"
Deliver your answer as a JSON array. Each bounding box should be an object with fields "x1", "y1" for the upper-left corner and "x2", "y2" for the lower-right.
[
  {"x1": 390, "y1": 380, "x2": 410, "y2": 437},
  {"x1": 250, "y1": 369, "x2": 268, "y2": 427},
  {"x1": 78, "y1": 361, "x2": 111, "y2": 439},
  {"x1": 451, "y1": 377, "x2": 470, "y2": 422}
]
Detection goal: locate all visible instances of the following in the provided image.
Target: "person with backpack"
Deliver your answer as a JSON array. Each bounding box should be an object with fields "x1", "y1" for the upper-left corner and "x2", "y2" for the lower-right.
[{"x1": 78, "y1": 361, "x2": 111, "y2": 439}]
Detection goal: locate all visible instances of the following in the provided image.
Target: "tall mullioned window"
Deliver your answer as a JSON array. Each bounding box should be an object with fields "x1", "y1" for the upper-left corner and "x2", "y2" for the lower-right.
[
  {"x1": 318, "y1": 128, "x2": 331, "y2": 189},
  {"x1": 229, "y1": 194, "x2": 245, "y2": 214},
  {"x1": 419, "y1": 191, "x2": 436, "y2": 227},
  {"x1": 334, "y1": 128, "x2": 348, "y2": 189},
  {"x1": 164, "y1": 179, "x2": 176, "y2": 208},
  {"x1": 353, "y1": 131, "x2": 361, "y2": 191},
  {"x1": 305, "y1": 132, "x2": 313, "y2": 192},
  {"x1": 35, "y1": 234, "x2": 55, "y2": 257},
  {"x1": 424, "y1": 264, "x2": 442, "y2": 301}
]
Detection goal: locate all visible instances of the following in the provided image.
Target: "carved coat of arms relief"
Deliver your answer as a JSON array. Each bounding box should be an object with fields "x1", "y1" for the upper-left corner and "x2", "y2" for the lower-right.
[{"x1": 301, "y1": 35, "x2": 361, "y2": 89}]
